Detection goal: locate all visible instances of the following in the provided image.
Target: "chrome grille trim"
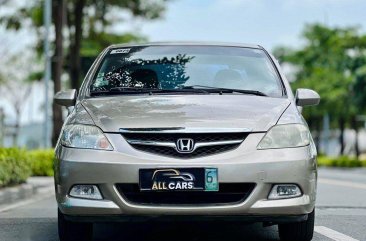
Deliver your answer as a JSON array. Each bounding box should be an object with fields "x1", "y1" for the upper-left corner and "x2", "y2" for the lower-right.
[
  {"x1": 127, "y1": 140, "x2": 176, "y2": 148},
  {"x1": 126, "y1": 139, "x2": 244, "y2": 153},
  {"x1": 119, "y1": 127, "x2": 251, "y2": 134},
  {"x1": 122, "y1": 132, "x2": 249, "y2": 158},
  {"x1": 195, "y1": 140, "x2": 243, "y2": 147}
]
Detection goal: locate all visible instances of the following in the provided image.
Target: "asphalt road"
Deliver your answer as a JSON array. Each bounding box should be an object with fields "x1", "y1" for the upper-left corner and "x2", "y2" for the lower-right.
[{"x1": 0, "y1": 168, "x2": 365, "y2": 241}]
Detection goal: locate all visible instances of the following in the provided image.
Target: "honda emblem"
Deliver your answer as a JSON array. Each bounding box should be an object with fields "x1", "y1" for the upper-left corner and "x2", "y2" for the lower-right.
[{"x1": 176, "y1": 138, "x2": 195, "y2": 153}]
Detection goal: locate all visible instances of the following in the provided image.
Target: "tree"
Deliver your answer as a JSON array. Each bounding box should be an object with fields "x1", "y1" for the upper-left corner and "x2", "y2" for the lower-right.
[
  {"x1": 0, "y1": 0, "x2": 170, "y2": 146},
  {"x1": 0, "y1": 56, "x2": 38, "y2": 146},
  {"x1": 67, "y1": 0, "x2": 167, "y2": 89},
  {"x1": 52, "y1": 0, "x2": 65, "y2": 146},
  {"x1": 350, "y1": 38, "x2": 366, "y2": 157},
  {"x1": 274, "y1": 24, "x2": 366, "y2": 157}
]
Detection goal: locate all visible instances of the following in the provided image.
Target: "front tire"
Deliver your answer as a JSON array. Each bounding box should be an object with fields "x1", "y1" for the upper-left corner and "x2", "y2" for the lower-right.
[
  {"x1": 278, "y1": 210, "x2": 315, "y2": 241},
  {"x1": 58, "y1": 209, "x2": 93, "y2": 241}
]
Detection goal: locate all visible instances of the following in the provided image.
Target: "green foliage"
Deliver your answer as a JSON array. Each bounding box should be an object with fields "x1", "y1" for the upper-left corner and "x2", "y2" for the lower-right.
[
  {"x1": 27, "y1": 70, "x2": 44, "y2": 82},
  {"x1": 28, "y1": 149, "x2": 55, "y2": 176},
  {"x1": 354, "y1": 65, "x2": 366, "y2": 109},
  {"x1": 0, "y1": 148, "x2": 54, "y2": 188},
  {"x1": 318, "y1": 155, "x2": 366, "y2": 168},
  {"x1": 273, "y1": 23, "x2": 366, "y2": 129},
  {"x1": 0, "y1": 0, "x2": 169, "y2": 86},
  {"x1": 78, "y1": 0, "x2": 166, "y2": 58},
  {"x1": 81, "y1": 32, "x2": 147, "y2": 57},
  {"x1": 92, "y1": 0, "x2": 168, "y2": 20},
  {"x1": 0, "y1": 148, "x2": 31, "y2": 187},
  {"x1": 0, "y1": 72, "x2": 5, "y2": 84},
  {"x1": 0, "y1": 1, "x2": 42, "y2": 30},
  {"x1": 0, "y1": 0, "x2": 168, "y2": 56}
]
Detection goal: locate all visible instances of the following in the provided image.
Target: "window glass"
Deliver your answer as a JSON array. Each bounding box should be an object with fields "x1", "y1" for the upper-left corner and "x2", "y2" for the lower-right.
[{"x1": 90, "y1": 46, "x2": 283, "y2": 97}]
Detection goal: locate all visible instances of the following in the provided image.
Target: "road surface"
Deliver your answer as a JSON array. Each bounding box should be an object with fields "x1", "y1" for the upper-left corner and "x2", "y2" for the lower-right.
[{"x1": 0, "y1": 168, "x2": 365, "y2": 241}]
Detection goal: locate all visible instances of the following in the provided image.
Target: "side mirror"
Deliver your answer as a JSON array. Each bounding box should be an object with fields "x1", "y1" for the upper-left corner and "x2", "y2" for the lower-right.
[
  {"x1": 295, "y1": 88, "x2": 320, "y2": 106},
  {"x1": 54, "y1": 89, "x2": 77, "y2": 107}
]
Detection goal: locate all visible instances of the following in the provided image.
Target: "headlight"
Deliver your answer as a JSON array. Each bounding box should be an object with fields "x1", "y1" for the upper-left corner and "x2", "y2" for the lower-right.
[
  {"x1": 257, "y1": 124, "x2": 310, "y2": 149},
  {"x1": 61, "y1": 124, "x2": 113, "y2": 150}
]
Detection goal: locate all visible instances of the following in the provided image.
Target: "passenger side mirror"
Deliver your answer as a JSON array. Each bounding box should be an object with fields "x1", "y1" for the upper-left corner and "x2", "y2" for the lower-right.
[
  {"x1": 54, "y1": 89, "x2": 77, "y2": 107},
  {"x1": 295, "y1": 88, "x2": 320, "y2": 106}
]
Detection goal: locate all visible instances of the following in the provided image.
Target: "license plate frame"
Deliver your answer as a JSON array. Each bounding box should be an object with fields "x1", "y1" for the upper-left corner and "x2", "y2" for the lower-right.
[{"x1": 139, "y1": 168, "x2": 218, "y2": 192}]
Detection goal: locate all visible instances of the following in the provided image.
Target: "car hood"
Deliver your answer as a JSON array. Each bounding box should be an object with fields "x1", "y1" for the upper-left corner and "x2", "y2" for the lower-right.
[{"x1": 81, "y1": 95, "x2": 290, "y2": 132}]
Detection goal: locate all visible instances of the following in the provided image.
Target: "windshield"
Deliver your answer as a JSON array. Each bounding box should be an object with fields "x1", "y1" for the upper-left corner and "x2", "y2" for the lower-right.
[{"x1": 90, "y1": 46, "x2": 284, "y2": 97}]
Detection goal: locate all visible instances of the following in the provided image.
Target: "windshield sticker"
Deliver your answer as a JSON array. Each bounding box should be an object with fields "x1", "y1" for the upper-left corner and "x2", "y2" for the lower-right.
[{"x1": 110, "y1": 48, "x2": 131, "y2": 54}]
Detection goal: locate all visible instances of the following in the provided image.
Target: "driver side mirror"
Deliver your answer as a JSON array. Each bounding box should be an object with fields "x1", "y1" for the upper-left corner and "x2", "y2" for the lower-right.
[
  {"x1": 295, "y1": 88, "x2": 320, "y2": 106},
  {"x1": 54, "y1": 89, "x2": 77, "y2": 107}
]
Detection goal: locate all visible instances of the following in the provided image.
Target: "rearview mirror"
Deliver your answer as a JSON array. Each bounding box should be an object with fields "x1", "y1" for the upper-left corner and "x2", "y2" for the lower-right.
[
  {"x1": 54, "y1": 89, "x2": 77, "y2": 107},
  {"x1": 295, "y1": 88, "x2": 320, "y2": 106}
]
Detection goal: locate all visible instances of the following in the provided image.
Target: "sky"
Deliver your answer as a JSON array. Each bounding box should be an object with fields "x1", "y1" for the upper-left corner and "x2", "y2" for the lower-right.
[
  {"x1": 1, "y1": 0, "x2": 366, "y2": 125},
  {"x1": 124, "y1": 0, "x2": 366, "y2": 50}
]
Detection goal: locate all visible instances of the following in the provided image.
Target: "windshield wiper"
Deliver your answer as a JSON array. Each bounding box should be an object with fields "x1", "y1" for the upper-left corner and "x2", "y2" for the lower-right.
[
  {"x1": 151, "y1": 88, "x2": 210, "y2": 94},
  {"x1": 90, "y1": 87, "x2": 209, "y2": 96},
  {"x1": 182, "y1": 85, "x2": 267, "y2": 96},
  {"x1": 110, "y1": 87, "x2": 156, "y2": 92},
  {"x1": 90, "y1": 86, "x2": 266, "y2": 96}
]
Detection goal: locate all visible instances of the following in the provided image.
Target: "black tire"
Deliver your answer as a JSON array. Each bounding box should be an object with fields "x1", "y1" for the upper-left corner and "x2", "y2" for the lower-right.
[
  {"x1": 278, "y1": 210, "x2": 315, "y2": 241},
  {"x1": 58, "y1": 209, "x2": 93, "y2": 241}
]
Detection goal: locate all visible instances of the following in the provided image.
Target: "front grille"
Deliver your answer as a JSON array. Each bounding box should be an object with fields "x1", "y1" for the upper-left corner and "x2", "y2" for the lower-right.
[
  {"x1": 116, "y1": 183, "x2": 256, "y2": 206},
  {"x1": 131, "y1": 144, "x2": 240, "y2": 158},
  {"x1": 122, "y1": 132, "x2": 248, "y2": 158},
  {"x1": 122, "y1": 133, "x2": 247, "y2": 143}
]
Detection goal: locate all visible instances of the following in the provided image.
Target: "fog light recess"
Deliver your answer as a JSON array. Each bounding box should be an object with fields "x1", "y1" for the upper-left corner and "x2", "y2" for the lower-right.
[
  {"x1": 69, "y1": 185, "x2": 103, "y2": 200},
  {"x1": 268, "y1": 184, "x2": 302, "y2": 200}
]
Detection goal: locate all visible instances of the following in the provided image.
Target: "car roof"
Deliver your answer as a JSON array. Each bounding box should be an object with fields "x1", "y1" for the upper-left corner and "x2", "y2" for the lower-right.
[{"x1": 108, "y1": 41, "x2": 262, "y2": 50}]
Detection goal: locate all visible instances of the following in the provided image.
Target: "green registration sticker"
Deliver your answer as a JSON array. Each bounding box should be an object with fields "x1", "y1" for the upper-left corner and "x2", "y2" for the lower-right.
[{"x1": 205, "y1": 168, "x2": 219, "y2": 191}]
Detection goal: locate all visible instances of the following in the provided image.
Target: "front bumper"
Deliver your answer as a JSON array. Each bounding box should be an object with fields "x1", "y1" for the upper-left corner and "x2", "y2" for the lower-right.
[
  {"x1": 64, "y1": 213, "x2": 309, "y2": 224},
  {"x1": 55, "y1": 133, "x2": 317, "y2": 219}
]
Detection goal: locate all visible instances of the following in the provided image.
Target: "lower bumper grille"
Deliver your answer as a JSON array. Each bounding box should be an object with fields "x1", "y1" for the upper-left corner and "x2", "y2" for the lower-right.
[{"x1": 116, "y1": 183, "x2": 256, "y2": 206}]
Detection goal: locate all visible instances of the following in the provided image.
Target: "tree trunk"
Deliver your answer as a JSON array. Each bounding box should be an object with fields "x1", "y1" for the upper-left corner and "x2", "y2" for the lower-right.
[
  {"x1": 13, "y1": 106, "x2": 20, "y2": 147},
  {"x1": 9, "y1": 86, "x2": 32, "y2": 147},
  {"x1": 308, "y1": 116, "x2": 321, "y2": 152},
  {"x1": 69, "y1": 0, "x2": 85, "y2": 90},
  {"x1": 0, "y1": 108, "x2": 4, "y2": 146},
  {"x1": 351, "y1": 116, "x2": 360, "y2": 159},
  {"x1": 314, "y1": 118, "x2": 321, "y2": 152},
  {"x1": 339, "y1": 117, "x2": 345, "y2": 155},
  {"x1": 51, "y1": 0, "x2": 65, "y2": 146}
]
